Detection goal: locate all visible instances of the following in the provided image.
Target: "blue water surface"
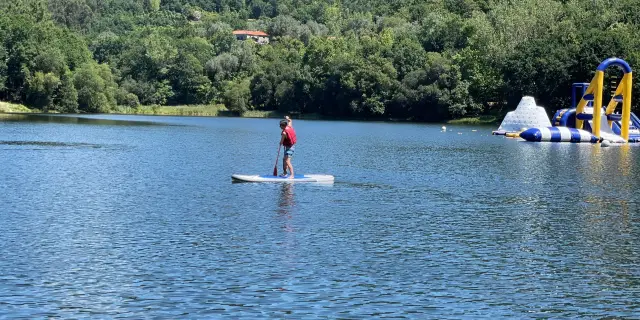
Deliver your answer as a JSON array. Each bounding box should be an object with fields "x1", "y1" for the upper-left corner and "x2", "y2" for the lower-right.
[{"x1": 1, "y1": 114, "x2": 640, "y2": 318}]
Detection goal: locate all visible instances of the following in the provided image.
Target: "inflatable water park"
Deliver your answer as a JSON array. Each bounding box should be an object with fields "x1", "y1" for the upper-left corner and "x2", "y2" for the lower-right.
[{"x1": 494, "y1": 57, "x2": 640, "y2": 144}]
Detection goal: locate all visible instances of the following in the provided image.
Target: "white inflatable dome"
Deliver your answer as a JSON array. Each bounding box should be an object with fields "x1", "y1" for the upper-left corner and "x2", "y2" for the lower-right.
[{"x1": 497, "y1": 96, "x2": 552, "y2": 133}]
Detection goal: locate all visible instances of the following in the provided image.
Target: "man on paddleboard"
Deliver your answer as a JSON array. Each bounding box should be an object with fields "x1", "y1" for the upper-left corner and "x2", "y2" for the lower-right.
[{"x1": 279, "y1": 116, "x2": 296, "y2": 178}]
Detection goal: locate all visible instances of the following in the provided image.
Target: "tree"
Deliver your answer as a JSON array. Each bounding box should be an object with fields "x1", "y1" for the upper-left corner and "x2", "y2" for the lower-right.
[
  {"x1": 330, "y1": 55, "x2": 398, "y2": 116},
  {"x1": 55, "y1": 70, "x2": 79, "y2": 112},
  {"x1": 222, "y1": 78, "x2": 251, "y2": 112},
  {"x1": 144, "y1": 0, "x2": 161, "y2": 12},
  {"x1": 73, "y1": 62, "x2": 118, "y2": 112},
  {"x1": 48, "y1": 0, "x2": 94, "y2": 29},
  {"x1": 206, "y1": 53, "x2": 239, "y2": 83},
  {"x1": 230, "y1": 40, "x2": 258, "y2": 76},
  {"x1": 342, "y1": 12, "x2": 375, "y2": 37},
  {"x1": 267, "y1": 15, "x2": 301, "y2": 38},
  {"x1": 33, "y1": 48, "x2": 67, "y2": 76},
  {"x1": 249, "y1": 37, "x2": 306, "y2": 110},
  {"x1": 117, "y1": 27, "x2": 179, "y2": 89},
  {"x1": 387, "y1": 36, "x2": 427, "y2": 79},
  {"x1": 90, "y1": 32, "x2": 124, "y2": 64},
  {"x1": 444, "y1": 0, "x2": 480, "y2": 18},
  {"x1": 1, "y1": 0, "x2": 51, "y2": 22},
  {"x1": 419, "y1": 11, "x2": 471, "y2": 52},
  {"x1": 176, "y1": 36, "x2": 215, "y2": 66},
  {"x1": 0, "y1": 47, "x2": 7, "y2": 94},
  {"x1": 205, "y1": 22, "x2": 236, "y2": 54},
  {"x1": 248, "y1": 0, "x2": 274, "y2": 19},
  {"x1": 120, "y1": 77, "x2": 174, "y2": 105},
  {"x1": 168, "y1": 53, "x2": 212, "y2": 104},
  {"x1": 25, "y1": 71, "x2": 60, "y2": 110}
]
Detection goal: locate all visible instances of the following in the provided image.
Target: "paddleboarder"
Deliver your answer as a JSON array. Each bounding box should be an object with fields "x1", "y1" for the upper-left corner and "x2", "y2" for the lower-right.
[{"x1": 279, "y1": 116, "x2": 296, "y2": 178}]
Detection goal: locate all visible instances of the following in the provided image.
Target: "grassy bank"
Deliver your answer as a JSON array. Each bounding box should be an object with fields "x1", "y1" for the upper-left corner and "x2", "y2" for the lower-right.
[
  {"x1": 112, "y1": 106, "x2": 326, "y2": 120},
  {"x1": 112, "y1": 104, "x2": 231, "y2": 116},
  {"x1": 240, "y1": 110, "x2": 323, "y2": 120},
  {"x1": 239, "y1": 110, "x2": 281, "y2": 118},
  {"x1": 0, "y1": 101, "x2": 34, "y2": 113},
  {"x1": 447, "y1": 115, "x2": 498, "y2": 125}
]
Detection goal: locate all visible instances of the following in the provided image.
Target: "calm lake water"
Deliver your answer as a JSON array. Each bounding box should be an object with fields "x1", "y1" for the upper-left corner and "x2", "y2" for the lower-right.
[{"x1": 1, "y1": 113, "x2": 640, "y2": 318}]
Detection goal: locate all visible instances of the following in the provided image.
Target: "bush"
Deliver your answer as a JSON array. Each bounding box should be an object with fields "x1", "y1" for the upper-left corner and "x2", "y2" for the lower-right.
[{"x1": 124, "y1": 93, "x2": 140, "y2": 108}]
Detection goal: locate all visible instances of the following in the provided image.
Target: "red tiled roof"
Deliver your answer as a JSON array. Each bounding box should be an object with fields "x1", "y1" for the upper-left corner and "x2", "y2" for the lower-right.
[{"x1": 233, "y1": 30, "x2": 269, "y2": 36}]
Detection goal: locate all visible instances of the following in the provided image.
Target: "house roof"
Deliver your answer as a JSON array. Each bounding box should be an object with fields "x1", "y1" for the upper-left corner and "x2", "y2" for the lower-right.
[{"x1": 233, "y1": 30, "x2": 269, "y2": 36}]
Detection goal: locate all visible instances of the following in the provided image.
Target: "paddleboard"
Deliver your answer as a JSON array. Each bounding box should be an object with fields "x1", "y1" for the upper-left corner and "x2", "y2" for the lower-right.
[{"x1": 231, "y1": 174, "x2": 334, "y2": 183}]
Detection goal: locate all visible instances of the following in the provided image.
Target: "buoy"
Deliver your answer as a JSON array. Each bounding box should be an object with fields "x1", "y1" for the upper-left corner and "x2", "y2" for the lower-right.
[{"x1": 441, "y1": 126, "x2": 446, "y2": 131}]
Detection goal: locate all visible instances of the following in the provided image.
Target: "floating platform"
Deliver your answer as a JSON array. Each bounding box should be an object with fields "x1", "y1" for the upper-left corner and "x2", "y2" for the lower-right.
[{"x1": 519, "y1": 127, "x2": 599, "y2": 143}]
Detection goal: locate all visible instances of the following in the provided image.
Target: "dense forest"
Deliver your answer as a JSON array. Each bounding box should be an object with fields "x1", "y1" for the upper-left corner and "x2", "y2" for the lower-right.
[{"x1": 1, "y1": 0, "x2": 640, "y2": 121}]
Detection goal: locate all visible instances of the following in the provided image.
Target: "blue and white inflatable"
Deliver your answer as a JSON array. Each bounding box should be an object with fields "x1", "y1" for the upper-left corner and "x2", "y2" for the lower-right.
[{"x1": 519, "y1": 127, "x2": 599, "y2": 143}]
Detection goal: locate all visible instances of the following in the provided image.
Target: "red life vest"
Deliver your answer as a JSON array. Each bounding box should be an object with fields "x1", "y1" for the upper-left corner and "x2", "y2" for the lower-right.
[{"x1": 283, "y1": 126, "x2": 297, "y2": 147}]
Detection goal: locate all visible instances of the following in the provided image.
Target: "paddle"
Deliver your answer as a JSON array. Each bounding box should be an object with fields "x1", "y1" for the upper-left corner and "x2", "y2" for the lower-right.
[{"x1": 273, "y1": 144, "x2": 282, "y2": 176}]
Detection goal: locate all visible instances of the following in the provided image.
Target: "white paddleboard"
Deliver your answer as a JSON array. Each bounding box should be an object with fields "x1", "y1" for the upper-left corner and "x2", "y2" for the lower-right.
[{"x1": 232, "y1": 174, "x2": 334, "y2": 183}]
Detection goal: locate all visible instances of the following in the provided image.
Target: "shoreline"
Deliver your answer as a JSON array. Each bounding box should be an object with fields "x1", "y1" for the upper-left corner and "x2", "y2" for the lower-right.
[{"x1": 1, "y1": 102, "x2": 499, "y2": 125}]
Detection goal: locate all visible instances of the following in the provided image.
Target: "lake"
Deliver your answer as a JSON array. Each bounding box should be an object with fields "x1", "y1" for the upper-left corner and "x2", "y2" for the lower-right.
[{"x1": 1, "y1": 113, "x2": 640, "y2": 318}]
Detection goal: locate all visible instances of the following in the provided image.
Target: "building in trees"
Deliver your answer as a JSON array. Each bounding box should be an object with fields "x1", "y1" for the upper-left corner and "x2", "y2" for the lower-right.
[{"x1": 232, "y1": 30, "x2": 269, "y2": 44}]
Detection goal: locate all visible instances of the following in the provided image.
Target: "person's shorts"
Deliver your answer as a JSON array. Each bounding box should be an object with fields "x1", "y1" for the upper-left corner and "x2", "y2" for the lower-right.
[{"x1": 284, "y1": 146, "x2": 295, "y2": 159}]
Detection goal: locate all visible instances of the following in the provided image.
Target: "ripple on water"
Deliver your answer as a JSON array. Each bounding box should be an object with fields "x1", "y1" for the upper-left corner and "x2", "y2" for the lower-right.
[{"x1": 1, "y1": 117, "x2": 640, "y2": 318}]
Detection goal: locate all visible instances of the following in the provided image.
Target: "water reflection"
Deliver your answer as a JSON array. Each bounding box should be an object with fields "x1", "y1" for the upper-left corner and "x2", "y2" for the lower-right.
[
  {"x1": 277, "y1": 183, "x2": 295, "y2": 216},
  {"x1": 275, "y1": 183, "x2": 297, "y2": 236},
  {"x1": 617, "y1": 144, "x2": 632, "y2": 177},
  {"x1": 0, "y1": 113, "x2": 163, "y2": 126}
]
